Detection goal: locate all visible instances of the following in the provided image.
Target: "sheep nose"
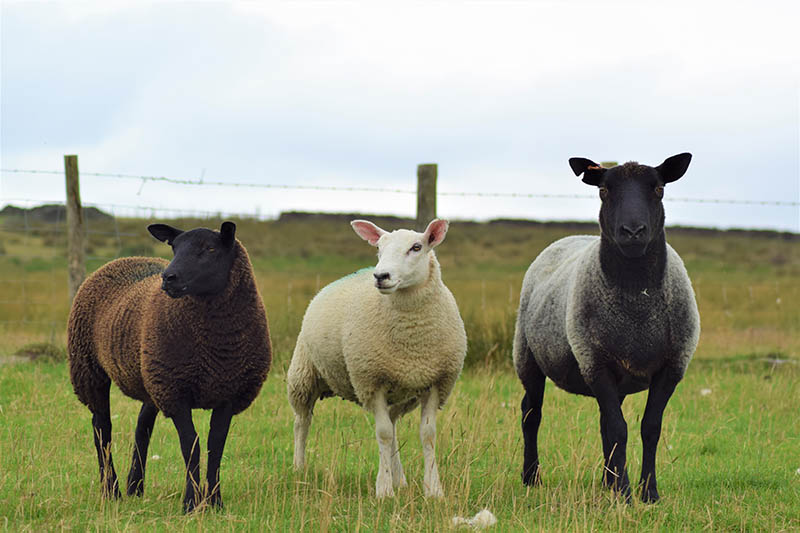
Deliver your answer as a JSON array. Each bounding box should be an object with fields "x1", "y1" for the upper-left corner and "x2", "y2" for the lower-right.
[
  {"x1": 620, "y1": 224, "x2": 647, "y2": 240},
  {"x1": 373, "y1": 272, "x2": 391, "y2": 283},
  {"x1": 163, "y1": 273, "x2": 177, "y2": 283}
]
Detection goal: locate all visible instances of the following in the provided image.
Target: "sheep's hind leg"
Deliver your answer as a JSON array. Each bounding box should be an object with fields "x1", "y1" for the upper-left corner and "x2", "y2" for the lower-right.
[
  {"x1": 519, "y1": 359, "x2": 546, "y2": 486},
  {"x1": 639, "y1": 369, "x2": 679, "y2": 503},
  {"x1": 589, "y1": 370, "x2": 631, "y2": 502},
  {"x1": 287, "y1": 346, "x2": 318, "y2": 471},
  {"x1": 388, "y1": 400, "x2": 415, "y2": 488},
  {"x1": 90, "y1": 379, "x2": 121, "y2": 499},
  {"x1": 371, "y1": 389, "x2": 395, "y2": 498},
  {"x1": 419, "y1": 387, "x2": 443, "y2": 498},
  {"x1": 206, "y1": 402, "x2": 234, "y2": 509},
  {"x1": 127, "y1": 402, "x2": 158, "y2": 496},
  {"x1": 170, "y1": 407, "x2": 202, "y2": 513}
]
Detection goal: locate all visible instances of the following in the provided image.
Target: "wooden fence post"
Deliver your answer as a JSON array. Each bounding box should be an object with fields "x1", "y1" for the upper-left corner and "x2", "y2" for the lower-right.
[
  {"x1": 65, "y1": 154, "x2": 85, "y2": 302},
  {"x1": 416, "y1": 163, "x2": 437, "y2": 231}
]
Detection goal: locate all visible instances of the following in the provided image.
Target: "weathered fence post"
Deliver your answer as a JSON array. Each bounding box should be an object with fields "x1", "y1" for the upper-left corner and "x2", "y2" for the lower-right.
[
  {"x1": 416, "y1": 163, "x2": 437, "y2": 231},
  {"x1": 65, "y1": 154, "x2": 85, "y2": 302}
]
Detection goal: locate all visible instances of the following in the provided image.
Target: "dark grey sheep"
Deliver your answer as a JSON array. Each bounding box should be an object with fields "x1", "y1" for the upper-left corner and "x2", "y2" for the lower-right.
[
  {"x1": 68, "y1": 221, "x2": 271, "y2": 512},
  {"x1": 513, "y1": 154, "x2": 700, "y2": 502}
]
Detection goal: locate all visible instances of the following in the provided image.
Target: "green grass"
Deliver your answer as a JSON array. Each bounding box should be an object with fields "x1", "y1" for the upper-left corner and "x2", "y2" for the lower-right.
[
  {"x1": 1, "y1": 214, "x2": 799, "y2": 530},
  {"x1": 0, "y1": 358, "x2": 798, "y2": 531}
]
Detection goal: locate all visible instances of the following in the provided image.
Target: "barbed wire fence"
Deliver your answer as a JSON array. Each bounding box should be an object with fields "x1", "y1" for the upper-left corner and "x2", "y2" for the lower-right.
[{"x1": 1, "y1": 156, "x2": 798, "y2": 352}]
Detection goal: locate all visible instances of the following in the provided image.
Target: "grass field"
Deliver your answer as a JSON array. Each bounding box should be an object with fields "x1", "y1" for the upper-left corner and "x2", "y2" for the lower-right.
[{"x1": 1, "y1": 213, "x2": 799, "y2": 530}]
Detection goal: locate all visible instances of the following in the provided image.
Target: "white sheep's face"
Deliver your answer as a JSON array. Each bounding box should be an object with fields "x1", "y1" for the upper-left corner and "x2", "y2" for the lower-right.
[{"x1": 351, "y1": 219, "x2": 449, "y2": 294}]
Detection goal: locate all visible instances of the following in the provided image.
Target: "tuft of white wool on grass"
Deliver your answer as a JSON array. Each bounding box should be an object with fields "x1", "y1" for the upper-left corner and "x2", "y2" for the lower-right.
[
  {"x1": 700, "y1": 388, "x2": 712, "y2": 396},
  {"x1": 287, "y1": 219, "x2": 467, "y2": 499},
  {"x1": 452, "y1": 509, "x2": 498, "y2": 529}
]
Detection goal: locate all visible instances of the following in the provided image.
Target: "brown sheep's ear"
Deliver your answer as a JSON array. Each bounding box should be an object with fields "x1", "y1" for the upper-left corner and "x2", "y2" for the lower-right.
[
  {"x1": 569, "y1": 157, "x2": 606, "y2": 186},
  {"x1": 220, "y1": 221, "x2": 236, "y2": 247},
  {"x1": 656, "y1": 153, "x2": 692, "y2": 184},
  {"x1": 148, "y1": 224, "x2": 183, "y2": 245}
]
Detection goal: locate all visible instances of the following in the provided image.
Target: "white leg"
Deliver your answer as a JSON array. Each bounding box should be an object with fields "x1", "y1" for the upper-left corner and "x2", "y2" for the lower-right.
[
  {"x1": 293, "y1": 412, "x2": 311, "y2": 470},
  {"x1": 420, "y1": 387, "x2": 443, "y2": 498},
  {"x1": 390, "y1": 418, "x2": 407, "y2": 488},
  {"x1": 372, "y1": 389, "x2": 395, "y2": 498}
]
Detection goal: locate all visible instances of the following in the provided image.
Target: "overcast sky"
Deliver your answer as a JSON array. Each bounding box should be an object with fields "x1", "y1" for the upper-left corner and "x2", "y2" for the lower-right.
[{"x1": 2, "y1": 1, "x2": 799, "y2": 231}]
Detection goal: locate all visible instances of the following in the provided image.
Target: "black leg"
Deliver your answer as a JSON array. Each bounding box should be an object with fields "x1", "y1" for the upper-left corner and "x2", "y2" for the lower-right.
[
  {"x1": 90, "y1": 379, "x2": 120, "y2": 500},
  {"x1": 206, "y1": 403, "x2": 234, "y2": 509},
  {"x1": 520, "y1": 361, "x2": 546, "y2": 486},
  {"x1": 588, "y1": 370, "x2": 630, "y2": 502},
  {"x1": 170, "y1": 407, "x2": 201, "y2": 513},
  {"x1": 126, "y1": 402, "x2": 159, "y2": 496},
  {"x1": 92, "y1": 410, "x2": 121, "y2": 499},
  {"x1": 599, "y1": 395, "x2": 625, "y2": 487},
  {"x1": 640, "y1": 369, "x2": 679, "y2": 503}
]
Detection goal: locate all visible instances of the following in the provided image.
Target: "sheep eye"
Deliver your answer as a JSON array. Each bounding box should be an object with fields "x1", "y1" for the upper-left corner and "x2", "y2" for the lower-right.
[
  {"x1": 655, "y1": 186, "x2": 664, "y2": 198},
  {"x1": 599, "y1": 187, "x2": 609, "y2": 199},
  {"x1": 207, "y1": 247, "x2": 215, "y2": 253},
  {"x1": 410, "y1": 243, "x2": 422, "y2": 252}
]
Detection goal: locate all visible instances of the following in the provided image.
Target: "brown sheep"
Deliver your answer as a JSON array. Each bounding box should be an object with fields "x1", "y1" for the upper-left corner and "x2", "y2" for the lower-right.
[{"x1": 67, "y1": 221, "x2": 271, "y2": 513}]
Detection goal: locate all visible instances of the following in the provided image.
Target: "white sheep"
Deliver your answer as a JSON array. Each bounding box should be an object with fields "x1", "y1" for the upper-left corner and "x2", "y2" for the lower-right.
[
  {"x1": 287, "y1": 218, "x2": 467, "y2": 498},
  {"x1": 513, "y1": 154, "x2": 701, "y2": 502}
]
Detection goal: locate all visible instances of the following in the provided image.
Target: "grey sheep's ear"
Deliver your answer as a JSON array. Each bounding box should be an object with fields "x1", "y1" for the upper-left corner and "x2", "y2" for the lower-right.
[
  {"x1": 220, "y1": 221, "x2": 236, "y2": 246},
  {"x1": 656, "y1": 153, "x2": 692, "y2": 184},
  {"x1": 148, "y1": 224, "x2": 183, "y2": 244},
  {"x1": 568, "y1": 157, "x2": 606, "y2": 186}
]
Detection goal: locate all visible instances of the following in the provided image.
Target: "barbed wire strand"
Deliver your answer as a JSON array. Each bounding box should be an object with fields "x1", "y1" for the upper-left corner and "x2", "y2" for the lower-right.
[{"x1": 2, "y1": 168, "x2": 798, "y2": 207}]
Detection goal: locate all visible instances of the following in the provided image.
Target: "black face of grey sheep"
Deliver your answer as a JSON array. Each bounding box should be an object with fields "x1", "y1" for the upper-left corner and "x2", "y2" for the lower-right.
[
  {"x1": 148, "y1": 222, "x2": 237, "y2": 298},
  {"x1": 569, "y1": 153, "x2": 692, "y2": 258}
]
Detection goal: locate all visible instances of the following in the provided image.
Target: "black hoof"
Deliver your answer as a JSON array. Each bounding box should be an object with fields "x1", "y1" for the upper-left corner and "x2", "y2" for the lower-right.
[
  {"x1": 522, "y1": 463, "x2": 541, "y2": 486},
  {"x1": 642, "y1": 486, "x2": 660, "y2": 503},
  {"x1": 126, "y1": 478, "x2": 144, "y2": 497}
]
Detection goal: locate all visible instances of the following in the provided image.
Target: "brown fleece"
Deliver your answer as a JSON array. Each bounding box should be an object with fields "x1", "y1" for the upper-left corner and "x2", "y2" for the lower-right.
[{"x1": 68, "y1": 241, "x2": 271, "y2": 417}]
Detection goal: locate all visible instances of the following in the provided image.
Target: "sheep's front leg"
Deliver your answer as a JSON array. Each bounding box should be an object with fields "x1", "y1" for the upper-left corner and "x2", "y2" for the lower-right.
[
  {"x1": 420, "y1": 387, "x2": 443, "y2": 498},
  {"x1": 371, "y1": 389, "x2": 395, "y2": 498},
  {"x1": 640, "y1": 369, "x2": 680, "y2": 503},
  {"x1": 171, "y1": 407, "x2": 202, "y2": 513},
  {"x1": 588, "y1": 370, "x2": 631, "y2": 502},
  {"x1": 207, "y1": 402, "x2": 233, "y2": 508}
]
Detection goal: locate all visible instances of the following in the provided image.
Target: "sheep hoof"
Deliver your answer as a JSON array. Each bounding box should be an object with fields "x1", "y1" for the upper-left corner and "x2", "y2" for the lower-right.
[
  {"x1": 641, "y1": 486, "x2": 660, "y2": 503},
  {"x1": 102, "y1": 480, "x2": 121, "y2": 500},
  {"x1": 521, "y1": 464, "x2": 541, "y2": 486},
  {"x1": 126, "y1": 478, "x2": 144, "y2": 497},
  {"x1": 424, "y1": 486, "x2": 444, "y2": 499},
  {"x1": 375, "y1": 482, "x2": 395, "y2": 499}
]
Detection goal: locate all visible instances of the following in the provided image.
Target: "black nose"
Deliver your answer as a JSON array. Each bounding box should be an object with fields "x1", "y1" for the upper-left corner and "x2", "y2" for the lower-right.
[
  {"x1": 620, "y1": 224, "x2": 647, "y2": 240},
  {"x1": 163, "y1": 273, "x2": 177, "y2": 283},
  {"x1": 373, "y1": 272, "x2": 391, "y2": 283}
]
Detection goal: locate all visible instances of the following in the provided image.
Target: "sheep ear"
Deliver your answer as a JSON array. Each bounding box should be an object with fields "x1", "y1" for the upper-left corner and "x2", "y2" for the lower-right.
[
  {"x1": 656, "y1": 153, "x2": 692, "y2": 184},
  {"x1": 220, "y1": 221, "x2": 236, "y2": 247},
  {"x1": 148, "y1": 224, "x2": 183, "y2": 245},
  {"x1": 422, "y1": 219, "x2": 449, "y2": 248},
  {"x1": 350, "y1": 220, "x2": 386, "y2": 246},
  {"x1": 569, "y1": 157, "x2": 606, "y2": 186}
]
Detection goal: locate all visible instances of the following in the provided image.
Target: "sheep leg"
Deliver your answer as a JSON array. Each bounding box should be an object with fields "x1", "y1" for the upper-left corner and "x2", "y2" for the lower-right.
[
  {"x1": 91, "y1": 406, "x2": 121, "y2": 500},
  {"x1": 419, "y1": 387, "x2": 443, "y2": 498},
  {"x1": 206, "y1": 402, "x2": 234, "y2": 509},
  {"x1": 520, "y1": 362, "x2": 546, "y2": 486},
  {"x1": 388, "y1": 403, "x2": 410, "y2": 488},
  {"x1": 589, "y1": 371, "x2": 631, "y2": 502},
  {"x1": 170, "y1": 408, "x2": 202, "y2": 513},
  {"x1": 639, "y1": 369, "x2": 679, "y2": 503},
  {"x1": 599, "y1": 395, "x2": 625, "y2": 484},
  {"x1": 371, "y1": 389, "x2": 395, "y2": 498},
  {"x1": 126, "y1": 402, "x2": 158, "y2": 496},
  {"x1": 287, "y1": 345, "x2": 318, "y2": 471}
]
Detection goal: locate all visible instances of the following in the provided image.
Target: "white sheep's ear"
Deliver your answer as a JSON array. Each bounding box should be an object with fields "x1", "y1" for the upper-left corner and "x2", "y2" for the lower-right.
[
  {"x1": 351, "y1": 220, "x2": 386, "y2": 246},
  {"x1": 422, "y1": 219, "x2": 449, "y2": 248},
  {"x1": 148, "y1": 224, "x2": 183, "y2": 245}
]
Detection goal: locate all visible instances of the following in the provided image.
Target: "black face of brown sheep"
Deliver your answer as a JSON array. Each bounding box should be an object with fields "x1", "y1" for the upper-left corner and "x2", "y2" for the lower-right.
[
  {"x1": 568, "y1": 154, "x2": 692, "y2": 259},
  {"x1": 148, "y1": 221, "x2": 237, "y2": 299}
]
